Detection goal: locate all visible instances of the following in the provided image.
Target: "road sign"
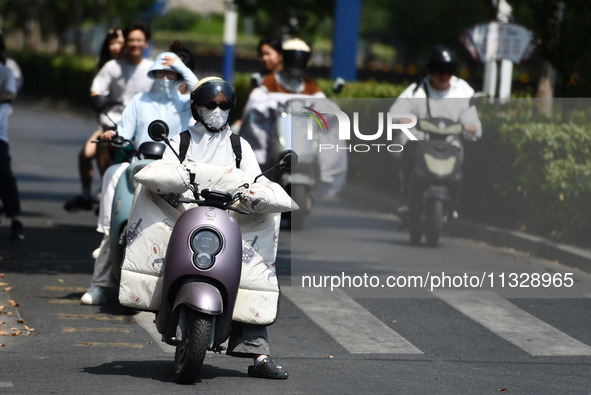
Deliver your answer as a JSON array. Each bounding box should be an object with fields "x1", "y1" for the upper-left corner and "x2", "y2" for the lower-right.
[{"x1": 460, "y1": 22, "x2": 536, "y2": 64}]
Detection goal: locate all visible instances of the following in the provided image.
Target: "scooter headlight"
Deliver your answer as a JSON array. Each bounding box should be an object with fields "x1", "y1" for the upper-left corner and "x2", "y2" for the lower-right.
[{"x1": 190, "y1": 229, "x2": 222, "y2": 269}]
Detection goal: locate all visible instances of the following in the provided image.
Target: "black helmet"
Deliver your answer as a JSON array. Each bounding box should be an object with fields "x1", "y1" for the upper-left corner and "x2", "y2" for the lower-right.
[
  {"x1": 190, "y1": 77, "x2": 236, "y2": 119},
  {"x1": 137, "y1": 142, "x2": 165, "y2": 160},
  {"x1": 427, "y1": 45, "x2": 458, "y2": 75},
  {"x1": 282, "y1": 38, "x2": 311, "y2": 77},
  {"x1": 190, "y1": 77, "x2": 236, "y2": 132}
]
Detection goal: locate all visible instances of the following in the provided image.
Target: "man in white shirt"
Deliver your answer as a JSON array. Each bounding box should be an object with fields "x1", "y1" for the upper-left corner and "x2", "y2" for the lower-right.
[{"x1": 64, "y1": 21, "x2": 153, "y2": 212}]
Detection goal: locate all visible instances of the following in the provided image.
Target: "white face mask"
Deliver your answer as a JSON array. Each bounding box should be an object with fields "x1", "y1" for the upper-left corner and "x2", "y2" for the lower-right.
[
  {"x1": 150, "y1": 78, "x2": 178, "y2": 100},
  {"x1": 198, "y1": 106, "x2": 230, "y2": 131}
]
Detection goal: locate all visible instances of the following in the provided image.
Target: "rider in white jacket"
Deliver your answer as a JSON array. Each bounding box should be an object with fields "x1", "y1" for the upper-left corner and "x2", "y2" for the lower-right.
[
  {"x1": 161, "y1": 77, "x2": 290, "y2": 380},
  {"x1": 388, "y1": 45, "x2": 481, "y2": 202}
]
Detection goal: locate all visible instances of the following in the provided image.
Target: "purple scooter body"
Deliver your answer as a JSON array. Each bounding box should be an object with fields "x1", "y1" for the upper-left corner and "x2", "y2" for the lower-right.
[{"x1": 155, "y1": 203, "x2": 242, "y2": 349}]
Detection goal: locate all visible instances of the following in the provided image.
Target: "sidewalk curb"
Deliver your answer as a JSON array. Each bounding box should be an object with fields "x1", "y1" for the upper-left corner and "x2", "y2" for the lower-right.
[{"x1": 339, "y1": 184, "x2": 591, "y2": 273}]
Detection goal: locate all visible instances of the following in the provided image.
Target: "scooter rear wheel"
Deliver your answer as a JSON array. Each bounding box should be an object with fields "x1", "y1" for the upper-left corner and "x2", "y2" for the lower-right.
[{"x1": 174, "y1": 307, "x2": 211, "y2": 384}]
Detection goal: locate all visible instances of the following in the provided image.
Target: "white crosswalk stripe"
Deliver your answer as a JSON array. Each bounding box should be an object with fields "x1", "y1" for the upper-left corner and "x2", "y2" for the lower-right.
[
  {"x1": 135, "y1": 287, "x2": 591, "y2": 357},
  {"x1": 281, "y1": 286, "x2": 424, "y2": 354},
  {"x1": 433, "y1": 290, "x2": 591, "y2": 356}
]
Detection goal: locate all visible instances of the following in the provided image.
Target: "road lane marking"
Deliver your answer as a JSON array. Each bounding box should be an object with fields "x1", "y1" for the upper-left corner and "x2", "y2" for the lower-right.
[
  {"x1": 0, "y1": 382, "x2": 14, "y2": 388},
  {"x1": 75, "y1": 342, "x2": 144, "y2": 348},
  {"x1": 62, "y1": 327, "x2": 133, "y2": 333},
  {"x1": 134, "y1": 311, "x2": 175, "y2": 353},
  {"x1": 281, "y1": 286, "x2": 423, "y2": 354},
  {"x1": 433, "y1": 290, "x2": 591, "y2": 356},
  {"x1": 55, "y1": 314, "x2": 124, "y2": 322},
  {"x1": 42, "y1": 286, "x2": 87, "y2": 292},
  {"x1": 49, "y1": 299, "x2": 81, "y2": 304}
]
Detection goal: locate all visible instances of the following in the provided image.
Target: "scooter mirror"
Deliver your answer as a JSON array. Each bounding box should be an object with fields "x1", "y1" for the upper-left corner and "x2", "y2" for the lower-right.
[
  {"x1": 253, "y1": 150, "x2": 299, "y2": 184},
  {"x1": 332, "y1": 77, "x2": 346, "y2": 94},
  {"x1": 90, "y1": 95, "x2": 108, "y2": 114},
  {"x1": 148, "y1": 120, "x2": 170, "y2": 142},
  {"x1": 279, "y1": 150, "x2": 298, "y2": 171}
]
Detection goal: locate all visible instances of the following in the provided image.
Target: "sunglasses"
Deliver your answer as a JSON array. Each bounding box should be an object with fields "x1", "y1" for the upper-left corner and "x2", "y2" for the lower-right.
[
  {"x1": 201, "y1": 101, "x2": 232, "y2": 111},
  {"x1": 429, "y1": 65, "x2": 455, "y2": 75}
]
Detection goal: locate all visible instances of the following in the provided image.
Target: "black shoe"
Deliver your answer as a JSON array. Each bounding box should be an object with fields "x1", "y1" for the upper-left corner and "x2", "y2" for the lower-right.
[
  {"x1": 64, "y1": 195, "x2": 93, "y2": 212},
  {"x1": 248, "y1": 357, "x2": 288, "y2": 380},
  {"x1": 10, "y1": 220, "x2": 25, "y2": 240}
]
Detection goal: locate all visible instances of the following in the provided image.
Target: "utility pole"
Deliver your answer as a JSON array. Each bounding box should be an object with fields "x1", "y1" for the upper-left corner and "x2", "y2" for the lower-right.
[
  {"x1": 223, "y1": 0, "x2": 238, "y2": 82},
  {"x1": 482, "y1": 0, "x2": 513, "y2": 99},
  {"x1": 331, "y1": 0, "x2": 361, "y2": 82}
]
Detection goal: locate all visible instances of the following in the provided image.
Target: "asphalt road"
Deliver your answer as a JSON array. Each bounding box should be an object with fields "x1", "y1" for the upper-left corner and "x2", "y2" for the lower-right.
[{"x1": 1, "y1": 101, "x2": 591, "y2": 394}]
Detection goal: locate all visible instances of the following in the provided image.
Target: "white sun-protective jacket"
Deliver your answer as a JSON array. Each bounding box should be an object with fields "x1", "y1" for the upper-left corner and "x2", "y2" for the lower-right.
[
  {"x1": 388, "y1": 75, "x2": 482, "y2": 147},
  {"x1": 117, "y1": 52, "x2": 198, "y2": 147}
]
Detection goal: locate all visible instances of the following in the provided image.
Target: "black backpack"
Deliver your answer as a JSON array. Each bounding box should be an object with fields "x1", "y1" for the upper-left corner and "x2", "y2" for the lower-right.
[{"x1": 177, "y1": 130, "x2": 242, "y2": 168}]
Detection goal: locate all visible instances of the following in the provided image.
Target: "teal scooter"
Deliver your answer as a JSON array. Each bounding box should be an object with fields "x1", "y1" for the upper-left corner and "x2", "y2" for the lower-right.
[
  {"x1": 89, "y1": 95, "x2": 165, "y2": 282},
  {"x1": 109, "y1": 141, "x2": 165, "y2": 281}
]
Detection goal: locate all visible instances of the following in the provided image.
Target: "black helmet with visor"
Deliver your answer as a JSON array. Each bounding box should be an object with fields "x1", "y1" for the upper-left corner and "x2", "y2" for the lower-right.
[
  {"x1": 282, "y1": 38, "x2": 311, "y2": 78},
  {"x1": 426, "y1": 45, "x2": 458, "y2": 75},
  {"x1": 190, "y1": 77, "x2": 236, "y2": 132}
]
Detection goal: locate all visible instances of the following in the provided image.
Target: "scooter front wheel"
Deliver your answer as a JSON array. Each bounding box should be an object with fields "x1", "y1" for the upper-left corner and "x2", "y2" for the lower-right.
[
  {"x1": 174, "y1": 306, "x2": 212, "y2": 384},
  {"x1": 425, "y1": 200, "x2": 443, "y2": 247}
]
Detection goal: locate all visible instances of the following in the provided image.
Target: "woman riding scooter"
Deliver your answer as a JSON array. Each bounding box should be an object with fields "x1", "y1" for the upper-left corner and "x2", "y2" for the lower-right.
[
  {"x1": 163, "y1": 77, "x2": 289, "y2": 379},
  {"x1": 121, "y1": 77, "x2": 291, "y2": 380}
]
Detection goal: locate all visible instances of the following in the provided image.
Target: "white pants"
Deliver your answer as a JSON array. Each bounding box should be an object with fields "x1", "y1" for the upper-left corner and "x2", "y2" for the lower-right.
[
  {"x1": 91, "y1": 162, "x2": 129, "y2": 288},
  {"x1": 97, "y1": 162, "x2": 130, "y2": 234}
]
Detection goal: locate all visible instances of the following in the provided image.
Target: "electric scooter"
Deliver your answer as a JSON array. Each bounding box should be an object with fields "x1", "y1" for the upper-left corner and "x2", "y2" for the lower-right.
[
  {"x1": 147, "y1": 120, "x2": 297, "y2": 384},
  {"x1": 400, "y1": 117, "x2": 463, "y2": 246}
]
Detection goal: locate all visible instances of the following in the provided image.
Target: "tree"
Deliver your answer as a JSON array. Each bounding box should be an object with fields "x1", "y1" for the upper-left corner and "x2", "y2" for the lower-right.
[
  {"x1": 234, "y1": 0, "x2": 334, "y2": 43},
  {"x1": 0, "y1": 0, "x2": 158, "y2": 54},
  {"x1": 360, "y1": 0, "x2": 489, "y2": 65},
  {"x1": 512, "y1": 0, "x2": 591, "y2": 97}
]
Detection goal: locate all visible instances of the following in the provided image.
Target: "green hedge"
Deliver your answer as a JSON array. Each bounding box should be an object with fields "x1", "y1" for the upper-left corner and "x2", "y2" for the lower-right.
[
  {"x1": 461, "y1": 101, "x2": 591, "y2": 245},
  {"x1": 15, "y1": 52, "x2": 96, "y2": 102}
]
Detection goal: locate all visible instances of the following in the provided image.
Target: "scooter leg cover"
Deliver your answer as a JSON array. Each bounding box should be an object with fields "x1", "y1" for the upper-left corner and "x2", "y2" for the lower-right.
[
  {"x1": 90, "y1": 234, "x2": 116, "y2": 288},
  {"x1": 120, "y1": 165, "x2": 284, "y2": 323},
  {"x1": 119, "y1": 185, "x2": 179, "y2": 310},
  {"x1": 232, "y1": 213, "x2": 281, "y2": 325}
]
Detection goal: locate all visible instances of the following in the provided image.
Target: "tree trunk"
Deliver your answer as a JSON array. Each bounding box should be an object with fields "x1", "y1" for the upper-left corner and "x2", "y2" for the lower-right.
[{"x1": 535, "y1": 60, "x2": 555, "y2": 116}]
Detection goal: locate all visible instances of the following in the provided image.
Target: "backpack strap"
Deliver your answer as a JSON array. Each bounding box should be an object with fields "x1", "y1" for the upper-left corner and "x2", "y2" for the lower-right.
[
  {"x1": 178, "y1": 130, "x2": 190, "y2": 163},
  {"x1": 230, "y1": 133, "x2": 242, "y2": 169}
]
